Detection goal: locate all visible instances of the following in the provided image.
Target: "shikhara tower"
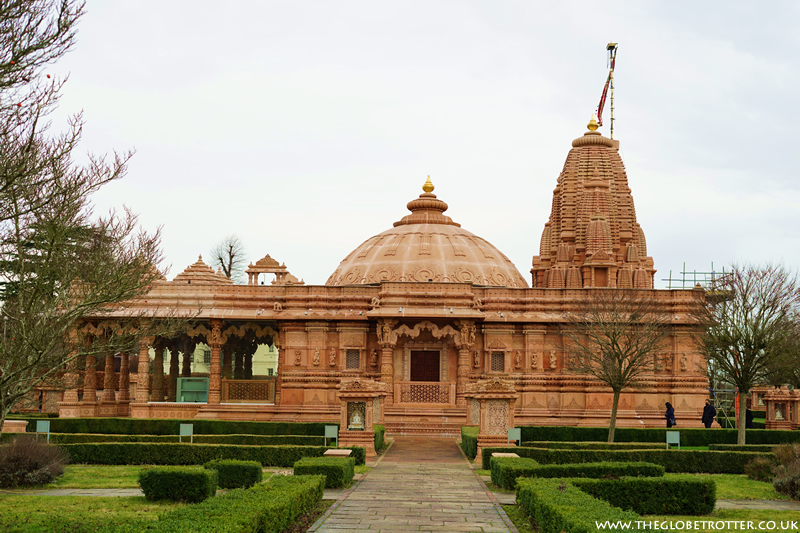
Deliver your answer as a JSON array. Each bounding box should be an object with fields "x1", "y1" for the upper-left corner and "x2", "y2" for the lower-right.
[{"x1": 531, "y1": 117, "x2": 656, "y2": 289}]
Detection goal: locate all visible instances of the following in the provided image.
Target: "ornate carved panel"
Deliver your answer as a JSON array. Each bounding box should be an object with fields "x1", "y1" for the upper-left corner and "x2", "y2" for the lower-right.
[
  {"x1": 486, "y1": 399, "x2": 509, "y2": 436},
  {"x1": 470, "y1": 398, "x2": 480, "y2": 424},
  {"x1": 399, "y1": 382, "x2": 451, "y2": 403}
]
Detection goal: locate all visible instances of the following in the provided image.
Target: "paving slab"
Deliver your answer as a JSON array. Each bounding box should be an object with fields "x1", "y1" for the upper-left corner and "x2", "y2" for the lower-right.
[{"x1": 309, "y1": 437, "x2": 518, "y2": 533}]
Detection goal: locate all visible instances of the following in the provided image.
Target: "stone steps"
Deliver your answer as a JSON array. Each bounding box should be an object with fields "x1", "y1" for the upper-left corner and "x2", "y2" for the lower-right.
[{"x1": 383, "y1": 406, "x2": 466, "y2": 437}]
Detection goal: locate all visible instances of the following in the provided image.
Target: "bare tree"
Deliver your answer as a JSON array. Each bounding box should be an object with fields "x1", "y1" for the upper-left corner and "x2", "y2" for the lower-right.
[
  {"x1": 209, "y1": 235, "x2": 247, "y2": 283},
  {"x1": 696, "y1": 264, "x2": 800, "y2": 445},
  {"x1": 0, "y1": 0, "x2": 171, "y2": 428},
  {"x1": 563, "y1": 289, "x2": 672, "y2": 443}
]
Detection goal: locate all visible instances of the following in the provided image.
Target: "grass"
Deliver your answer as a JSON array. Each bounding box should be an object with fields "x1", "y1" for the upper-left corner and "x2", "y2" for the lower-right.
[
  {"x1": 501, "y1": 504, "x2": 537, "y2": 533},
  {"x1": 664, "y1": 473, "x2": 789, "y2": 501},
  {"x1": 354, "y1": 465, "x2": 371, "y2": 474},
  {"x1": 0, "y1": 495, "x2": 184, "y2": 533},
  {"x1": 283, "y1": 499, "x2": 335, "y2": 533}
]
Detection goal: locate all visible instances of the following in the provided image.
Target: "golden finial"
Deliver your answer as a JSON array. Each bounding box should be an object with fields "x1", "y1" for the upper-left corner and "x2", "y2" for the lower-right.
[
  {"x1": 587, "y1": 114, "x2": 599, "y2": 131},
  {"x1": 422, "y1": 175, "x2": 434, "y2": 193}
]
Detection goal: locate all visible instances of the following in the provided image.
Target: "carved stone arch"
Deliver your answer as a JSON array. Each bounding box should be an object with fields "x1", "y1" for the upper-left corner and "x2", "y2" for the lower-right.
[
  {"x1": 221, "y1": 322, "x2": 278, "y2": 345},
  {"x1": 185, "y1": 323, "x2": 211, "y2": 342},
  {"x1": 392, "y1": 320, "x2": 460, "y2": 344}
]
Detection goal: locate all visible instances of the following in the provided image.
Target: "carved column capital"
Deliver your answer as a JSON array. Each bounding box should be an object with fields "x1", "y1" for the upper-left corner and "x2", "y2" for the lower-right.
[{"x1": 376, "y1": 319, "x2": 398, "y2": 348}]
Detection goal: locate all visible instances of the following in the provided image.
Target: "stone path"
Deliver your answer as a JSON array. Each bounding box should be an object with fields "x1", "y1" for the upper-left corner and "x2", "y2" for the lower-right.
[{"x1": 309, "y1": 437, "x2": 517, "y2": 533}]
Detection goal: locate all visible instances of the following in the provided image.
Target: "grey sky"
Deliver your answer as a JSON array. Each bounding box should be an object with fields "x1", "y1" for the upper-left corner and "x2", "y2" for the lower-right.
[{"x1": 50, "y1": 1, "x2": 800, "y2": 287}]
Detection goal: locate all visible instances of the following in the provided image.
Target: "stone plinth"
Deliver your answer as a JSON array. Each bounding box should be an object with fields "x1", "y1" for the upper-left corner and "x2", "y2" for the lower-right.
[
  {"x1": 1, "y1": 420, "x2": 28, "y2": 433},
  {"x1": 337, "y1": 378, "x2": 389, "y2": 458},
  {"x1": 464, "y1": 378, "x2": 517, "y2": 460},
  {"x1": 763, "y1": 387, "x2": 799, "y2": 430}
]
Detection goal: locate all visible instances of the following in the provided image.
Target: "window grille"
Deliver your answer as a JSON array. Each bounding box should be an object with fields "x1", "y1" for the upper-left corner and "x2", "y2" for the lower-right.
[
  {"x1": 491, "y1": 352, "x2": 505, "y2": 372},
  {"x1": 202, "y1": 348, "x2": 211, "y2": 365},
  {"x1": 346, "y1": 349, "x2": 360, "y2": 370}
]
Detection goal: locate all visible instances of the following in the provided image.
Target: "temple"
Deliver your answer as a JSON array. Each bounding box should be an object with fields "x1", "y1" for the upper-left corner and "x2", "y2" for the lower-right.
[{"x1": 45, "y1": 120, "x2": 708, "y2": 435}]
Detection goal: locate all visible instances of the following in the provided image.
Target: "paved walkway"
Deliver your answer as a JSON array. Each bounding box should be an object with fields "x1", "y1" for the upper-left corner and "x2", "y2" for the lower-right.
[{"x1": 309, "y1": 437, "x2": 517, "y2": 533}]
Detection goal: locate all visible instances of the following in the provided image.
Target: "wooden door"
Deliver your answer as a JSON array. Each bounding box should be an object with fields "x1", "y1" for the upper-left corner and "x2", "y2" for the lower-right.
[{"x1": 410, "y1": 351, "x2": 439, "y2": 382}]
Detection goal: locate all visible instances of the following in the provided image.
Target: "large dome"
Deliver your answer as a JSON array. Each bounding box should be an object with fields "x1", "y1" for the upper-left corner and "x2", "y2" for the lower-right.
[{"x1": 326, "y1": 178, "x2": 528, "y2": 287}]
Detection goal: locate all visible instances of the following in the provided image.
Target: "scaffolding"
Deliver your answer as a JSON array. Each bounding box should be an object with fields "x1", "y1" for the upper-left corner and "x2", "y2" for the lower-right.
[
  {"x1": 661, "y1": 263, "x2": 729, "y2": 290},
  {"x1": 709, "y1": 388, "x2": 737, "y2": 429}
]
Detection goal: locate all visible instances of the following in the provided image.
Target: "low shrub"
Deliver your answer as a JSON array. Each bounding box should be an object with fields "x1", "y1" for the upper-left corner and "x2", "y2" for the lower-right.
[
  {"x1": 1, "y1": 433, "x2": 325, "y2": 445},
  {"x1": 138, "y1": 466, "x2": 217, "y2": 503},
  {"x1": 572, "y1": 477, "x2": 716, "y2": 515},
  {"x1": 27, "y1": 418, "x2": 332, "y2": 436},
  {"x1": 118, "y1": 474, "x2": 325, "y2": 532},
  {"x1": 0, "y1": 435, "x2": 68, "y2": 488},
  {"x1": 773, "y1": 458, "x2": 800, "y2": 499},
  {"x1": 204, "y1": 459, "x2": 262, "y2": 489},
  {"x1": 521, "y1": 441, "x2": 663, "y2": 450},
  {"x1": 481, "y1": 446, "x2": 772, "y2": 473},
  {"x1": 744, "y1": 457, "x2": 776, "y2": 482},
  {"x1": 62, "y1": 442, "x2": 365, "y2": 466},
  {"x1": 518, "y1": 426, "x2": 800, "y2": 446},
  {"x1": 374, "y1": 424, "x2": 385, "y2": 451},
  {"x1": 490, "y1": 457, "x2": 663, "y2": 490},
  {"x1": 461, "y1": 426, "x2": 478, "y2": 460},
  {"x1": 773, "y1": 443, "x2": 800, "y2": 466},
  {"x1": 293, "y1": 456, "x2": 355, "y2": 488},
  {"x1": 516, "y1": 477, "x2": 661, "y2": 533},
  {"x1": 708, "y1": 444, "x2": 779, "y2": 453}
]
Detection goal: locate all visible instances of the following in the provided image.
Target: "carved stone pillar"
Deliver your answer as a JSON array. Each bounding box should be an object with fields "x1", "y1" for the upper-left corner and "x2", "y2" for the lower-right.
[
  {"x1": 376, "y1": 319, "x2": 397, "y2": 406},
  {"x1": 456, "y1": 320, "x2": 476, "y2": 407},
  {"x1": 244, "y1": 351, "x2": 253, "y2": 379},
  {"x1": 118, "y1": 352, "x2": 130, "y2": 402},
  {"x1": 168, "y1": 344, "x2": 179, "y2": 402},
  {"x1": 83, "y1": 353, "x2": 97, "y2": 403},
  {"x1": 152, "y1": 342, "x2": 165, "y2": 402},
  {"x1": 135, "y1": 337, "x2": 152, "y2": 402},
  {"x1": 181, "y1": 346, "x2": 192, "y2": 377},
  {"x1": 222, "y1": 347, "x2": 233, "y2": 379},
  {"x1": 101, "y1": 352, "x2": 116, "y2": 402},
  {"x1": 62, "y1": 350, "x2": 80, "y2": 403},
  {"x1": 208, "y1": 320, "x2": 223, "y2": 405}
]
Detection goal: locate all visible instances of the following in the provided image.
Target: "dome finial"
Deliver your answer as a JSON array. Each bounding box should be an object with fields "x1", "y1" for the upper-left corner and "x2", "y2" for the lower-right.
[
  {"x1": 422, "y1": 175, "x2": 434, "y2": 193},
  {"x1": 587, "y1": 114, "x2": 599, "y2": 131}
]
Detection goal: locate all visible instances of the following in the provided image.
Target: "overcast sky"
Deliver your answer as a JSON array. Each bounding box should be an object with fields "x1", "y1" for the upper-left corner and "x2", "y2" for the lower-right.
[{"x1": 49, "y1": 1, "x2": 800, "y2": 288}]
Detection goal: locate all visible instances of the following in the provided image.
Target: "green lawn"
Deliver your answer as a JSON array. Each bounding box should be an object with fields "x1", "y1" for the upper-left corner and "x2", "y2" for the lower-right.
[
  {"x1": 0, "y1": 495, "x2": 183, "y2": 533},
  {"x1": 664, "y1": 473, "x2": 789, "y2": 501}
]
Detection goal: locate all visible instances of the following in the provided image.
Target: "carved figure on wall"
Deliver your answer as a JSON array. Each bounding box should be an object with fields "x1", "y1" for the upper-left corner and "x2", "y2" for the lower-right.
[
  {"x1": 210, "y1": 323, "x2": 221, "y2": 344},
  {"x1": 370, "y1": 349, "x2": 378, "y2": 367},
  {"x1": 680, "y1": 353, "x2": 687, "y2": 372},
  {"x1": 371, "y1": 297, "x2": 381, "y2": 308},
  {"x1": 329, "y1": 348, "x2": 336, "y2": 366},
  {"x1": 273, "y1": 301, "x2": 283, "y2": 311},
  {"x1": 664, "y1": 354, "x2": 673, "y2": 371},
  {"x1": 515, "y1": 350, "x2": 522, "y2": 369},
  {"x1": 549, "y1": 350, "x2": 557, "y2": 369},
  {"x1": 313, "y1": 348, "x2": 320, "y2": 366},
  {"x1": 472, "y1": 297, "x2": 482, "y2": 309},
  {"x1": 531, "y1": 351, "x2": 538, "y2": 368},
  {"x1": 294, "y1": 350, "x2": 301, "y2": 365},
  {"x1": 473, "y1": 350, "x2": 480, "y2": 368}
]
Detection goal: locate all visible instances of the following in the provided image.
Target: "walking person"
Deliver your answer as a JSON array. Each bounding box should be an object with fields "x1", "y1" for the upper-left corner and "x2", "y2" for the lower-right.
[
  {"x1": 665, "y1": 402, "x2": 677, "y2": 428},
  {"x1": 702, "y1": 399, "x2": 717, "y2": 428}
]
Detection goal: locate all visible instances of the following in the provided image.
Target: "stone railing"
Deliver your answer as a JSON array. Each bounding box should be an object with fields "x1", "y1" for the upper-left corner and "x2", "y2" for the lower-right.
[
  {"x1": 395, "y1": 381, "x2": 455, "y2": 404},
  {"x1": 221, "y1": 378, "x2": 276, "y2": 403}
]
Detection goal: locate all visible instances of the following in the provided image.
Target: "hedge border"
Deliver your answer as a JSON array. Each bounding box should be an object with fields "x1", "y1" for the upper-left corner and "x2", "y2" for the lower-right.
[
  {"x1": 481, "y1": 446, "x2": 773, "y2": 473},
  {"x1": 572, "y1": 477, "x2": 716, "y2": 516},
  {"x1": 490, "y1": 457, "x2": 664, "y2": 490},
  {"x1": 293, "y1": 456, "x2": 355, "y2": 488},
  {"x1": 518, "y1": 426, "x2": 800, "y2": 446}
]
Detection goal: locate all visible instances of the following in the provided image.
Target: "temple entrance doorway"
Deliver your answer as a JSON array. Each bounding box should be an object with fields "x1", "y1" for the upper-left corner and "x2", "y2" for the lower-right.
[{"x1": 410, "y1": 351, "x2": 440, "y2": 382}]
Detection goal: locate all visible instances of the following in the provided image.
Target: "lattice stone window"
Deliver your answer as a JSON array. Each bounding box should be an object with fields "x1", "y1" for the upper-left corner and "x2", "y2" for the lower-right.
[
  {"x1": 346, "y1": 349, "x2": 360, "y2": 370},
  {"x1": 490, "y1": 352, "x2": 505, "y2": 372}
]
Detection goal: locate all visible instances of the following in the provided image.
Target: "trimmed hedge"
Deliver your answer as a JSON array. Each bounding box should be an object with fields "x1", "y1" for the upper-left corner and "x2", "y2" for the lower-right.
[
  {"x1": 461, "y1": 426, "x2": 478, "y2": 460},
  {"x1": 1, "y1": 433, "x2": 324, "y2": 445},
  {"x1": 481, "y1": 446, "x2": 773, "y2": 473},
  {"x1": 572, "y1": 477, "x2": 716, "y2": 515},
  {"x1": 518, "y1": 426, "x2": 800, "y2": 446},
  {"x1": 294, "y1": 456, "x2": 355, "y2": 488},
  {"x1": 117, "y1": 474, "x2": 325, "y2": 533},
  {"x1": 63, "y1": 443, "x2": 366, "y2": 466},
  {"x1": 374, "y1": 424, "x2": 385, "y2": 451},
  {"x1": 24, "y1": 418, "x2": 332, "y2": 436},
  {"x1": 708, "y1": 444, "x2": 780, "y2": 452},
  {"x1": 138, "y1": 466, "x2": 217, "y2": 503},
  {"x1": 204, "y1": 459, "x2": 262, "y2": 489},
  {"x1": 516, "y1": 477, "x2": 663, "y2": 533},
  {"x1": 490, "y1": 457, "x2": 664, "y2": 490},
  {"x1": 521, "y1": 441, "x2": 663, "y2": 450}
]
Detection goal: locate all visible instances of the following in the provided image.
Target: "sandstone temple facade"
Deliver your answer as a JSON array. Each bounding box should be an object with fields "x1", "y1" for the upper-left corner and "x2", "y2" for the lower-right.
[{"x1": 49, "y1": 121, "x2": 708, "y2": 435}]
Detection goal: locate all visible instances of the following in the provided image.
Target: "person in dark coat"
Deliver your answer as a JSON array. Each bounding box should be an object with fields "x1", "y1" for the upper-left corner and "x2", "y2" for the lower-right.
[
  {"x1": 745, "y1": 400, "x2": 754, "y2": 429},
  {"x1": 665, "y1": 402, "x2": 676, "y2": 428},
  {"x1": 702, "y1": 399, "x2": 717, "y2": 428}
]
